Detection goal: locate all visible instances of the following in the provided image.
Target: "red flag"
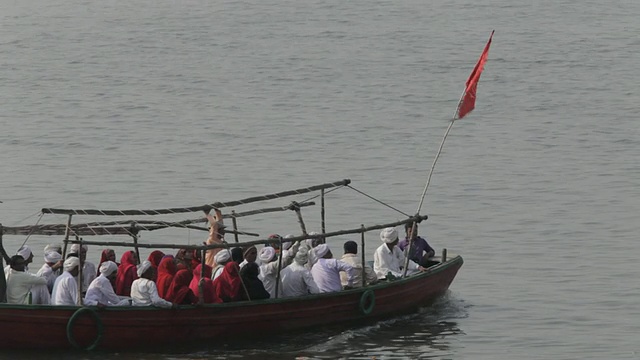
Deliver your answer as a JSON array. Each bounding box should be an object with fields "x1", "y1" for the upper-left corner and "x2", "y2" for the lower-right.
[{"x1": 456, "y1": 30, "x2": 494, "y2": 119}]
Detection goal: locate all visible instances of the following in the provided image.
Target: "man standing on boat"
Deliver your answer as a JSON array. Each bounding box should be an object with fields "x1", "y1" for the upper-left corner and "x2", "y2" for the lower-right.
[
  {"x1": 204, "y1": 208, "x2": 225, "y2": 268},
  {"x1": 36, "y1": 250, "x2": 64, "y2": 293},
  {"x1": 70, "y1": 244, "x2": 96, "y2": 294},
  {"x1": 5, "y1": 255, "x2": 48, "y2": 304},
  {"x1": 398, "y1": 223, "x2": 436, "y2": 267},
  {"x1": 51, "y1": 257, "x2": 80, "y2": 305},
  {"x1": 374, "y1": 227, "x2": 426, "y2": 280}
]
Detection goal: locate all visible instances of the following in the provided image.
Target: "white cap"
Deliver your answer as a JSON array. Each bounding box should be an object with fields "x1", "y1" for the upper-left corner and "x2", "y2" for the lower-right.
[
  {"x1": 137, "y1": 260, "x2": 152, "y2": 277},
  {"x1": 315, "y1": 244, "x2": 329, "y2": 258},
  {"x1": 63, "y1": 257, "x2": 80, "y2": 272},
  {"x1": 214, "y1": 249, "x2": 232, "y2": 264},
  {"x1": 99, "y1": 261, "x2": 118, "y2": 277},
  {"x1": 17, "y1": 246, "x2": 32, "y2": 260},
  {"x1": 44, "y1": 251, "x2": 62, "y2": 263},
  {"x1": 259, "y1": 247, "x2": 276, "y2": 263}
]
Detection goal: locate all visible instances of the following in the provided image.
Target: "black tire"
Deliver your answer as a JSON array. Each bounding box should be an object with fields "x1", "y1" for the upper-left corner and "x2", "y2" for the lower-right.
[
  {"x1": 359, "y1": 289, "x2": 375, "y2": 315},
  {"x1": 67, "y1": 307, "x2": 104, "y2": 351}
]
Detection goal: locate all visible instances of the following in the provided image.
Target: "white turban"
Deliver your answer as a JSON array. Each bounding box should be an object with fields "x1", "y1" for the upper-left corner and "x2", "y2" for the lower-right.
[
  {"x1": 99, "y1": 261, "x2": 118, "y2": 277},
  {"x1": 259, "y1": 247, "x2": 276, "y2": 263},
  {"x1": 44, "y1": 251, "x2": 62, "y2": 263},
  {"x1": 380, "y1": 227, "x2": 399, "y2": 244},
  {"x1": 282, "y1": 234, "x2": 295, "y2": 250},
  {"x1": 214, "y1": 249, "x2": 232, "y2": 264},
  {"x1": 70, "y1": 244, "x2": 88, "y2": 253},
  {"x1": 63, "y1": 257, "x2": 80, "y2": 272},
  {"x1": 44, "y1": 244, "x2": 62, "y2": 254},
  {"x1": 315, "y1": 244, "x2": 329, "y2": 259},
  {"x1": 17, "y1": 246, "x2": 32, "y2": 260},
  {"x1": 137, "y1": 260, "x2": 152, "y2": 277},
  {"x1": 294, "y1": 245, "x2": 309, "y2": 265}
]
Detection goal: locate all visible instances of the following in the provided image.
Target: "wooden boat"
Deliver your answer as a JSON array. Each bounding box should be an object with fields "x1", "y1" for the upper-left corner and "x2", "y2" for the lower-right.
[{"x1": 0, "y1": 179, "x2": 463, "y2": 351}]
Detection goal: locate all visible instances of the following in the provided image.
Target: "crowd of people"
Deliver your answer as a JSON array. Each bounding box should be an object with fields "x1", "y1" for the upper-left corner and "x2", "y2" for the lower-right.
[{"x1": 3, "y1": 214, "x2": 436, "y2": 308}]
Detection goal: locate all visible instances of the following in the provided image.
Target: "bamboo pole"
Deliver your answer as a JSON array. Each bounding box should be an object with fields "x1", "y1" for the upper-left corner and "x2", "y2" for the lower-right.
[
  {"x1": 293, "y1": 204, "x2": 308, "y2": 235},
  {"x1": 198, "y1": 249, "x2": 205, "y2": 305},
  {"x1": 401, "y1": 222, "x2": 418, "y2": 278},
  {"x1": 321, "y1": 189, "x2": 326, "y2": 243},
  {"x1": 360, "y1": 225, "x2": 366, "y2": 288},
  {"x1": 42, "y1": 179, "x2": 350, "y2": 216},
  {"x1": 130, "y1": 227, "x2": 141, "y2": 264},
  {"x1": 61, "y1": 214, "x2": 73, "y2": 259},
  {"x1": 65, "y1": 215, "x2": 428, "y2": 252},
  {"x1": 77, "y1": 236, "x2": 84, "y2": 306},
  {"x1": 231, "y1": 211, "x2": 239, "y2": 243},
  {"x1": 274, "y1": 238, "x2": 283, "y2": 299},
  {"x1": 0, "y1": 225, "x2": 7, "y2": 303}
]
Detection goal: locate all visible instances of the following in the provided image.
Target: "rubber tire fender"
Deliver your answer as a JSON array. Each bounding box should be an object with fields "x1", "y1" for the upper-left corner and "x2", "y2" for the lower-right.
[{"x1": 67, "y1": 307, "x2": 104, "y2": 351}]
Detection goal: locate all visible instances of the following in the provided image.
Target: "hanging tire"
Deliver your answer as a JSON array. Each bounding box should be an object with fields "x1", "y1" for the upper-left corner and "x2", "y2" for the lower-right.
[
  {"x1": 359, "y1": 290, "x2": 375, "y2": 315},
  {"x1": 67, "y1": 307, "x2": 104, "y2": 351}
]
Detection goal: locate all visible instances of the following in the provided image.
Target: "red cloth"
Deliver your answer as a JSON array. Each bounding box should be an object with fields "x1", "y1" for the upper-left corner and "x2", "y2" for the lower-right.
[
  {"x1": 166, "y1": 269, "x2": 196, "y2": 305},
  {"x1": 96, "y1": 249, "x2": 118, "y2": 277},
  {"x1": 212, "y1": 262, "x2": 242, "y2": 303},
  {"x1": 156, "y1": 257, "x2": 177, "y2": 299},
  {"x1": 189, "y1": 264, "x2": 218, "y2": 304},
  {"x1": 147, "y1": 250, "x2": 165, "y2": 269},
  {"x1": 457, "y1": 30, "x2": 494, "y2": 119},
  {"x1": 115, "y1": 251, "x2": 138, "y2": 296}
]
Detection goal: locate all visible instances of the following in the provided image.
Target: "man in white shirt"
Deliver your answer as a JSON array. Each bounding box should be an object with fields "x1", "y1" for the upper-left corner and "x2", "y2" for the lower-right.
[
  {"x1": 280, "y1": 245, "x2": 320, "y2": 297},
  {"x1": 84, "y1": 261, "x2": 130, "y2": 306},
  {"x1": 36, "y1": 250, "x2": 64, "y2": 293},
  {"x1": 340, "y1": 241, "x2": 378, "y2": 288},
  {"x1": 311, "y1": 244, "x2": 356, "y2": 293},
  {"x1": 212, "y1": 249, "x2": 232, "y2": 280},
  {"x1": 6, "y1": 255, "x2": 48, "y2": 304},
  {"x1": 130, "y1": 260, "x2": 173, "y2": 308},
  {"x1": 259, "y1": 242, "x2": 299, "y2": 298},
  {"x1": 374, "y1": 227, "x2": 426, "y2": 280},
  {"x1": 70, "y1": 244, "x2": 96, "y2": 293},
  {"x1": 51, "y1": 257, "x2": 80, "y2": 305},
  {"x1": 4, "y1": 245, "x2": 35, "y2": 276}
]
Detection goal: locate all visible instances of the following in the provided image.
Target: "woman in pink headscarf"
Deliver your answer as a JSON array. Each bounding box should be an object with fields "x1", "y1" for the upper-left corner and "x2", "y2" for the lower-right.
[
  {"x1": 212, "y1": 262, "x2": 243, "y2": 302},
  {"x1": 147, "y1": 250, "x2": 165, "y2": 269},
  {"x1": 189, "y1": 264, "x2": 218, "y2": 304},
  {"x1": 115, "y1": 251, "x2": 138, "y2": 296},
  {"x1": 165, "y1": 269, "x2": 196, "y2": 305}
]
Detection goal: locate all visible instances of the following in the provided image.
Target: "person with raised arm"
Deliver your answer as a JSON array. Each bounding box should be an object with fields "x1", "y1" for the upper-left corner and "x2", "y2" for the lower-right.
[
  {"x1": 204, "y1": 208, "x2": 225, "y2": 268},
  {"x1": 310, "y1": 244, "x2": 356, "y2": 293}
]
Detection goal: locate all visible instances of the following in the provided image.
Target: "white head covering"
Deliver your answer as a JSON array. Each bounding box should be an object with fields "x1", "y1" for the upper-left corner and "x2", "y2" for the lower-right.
[
  {"x1": 63, "y1": 257, "x2": 80, "y2": 272},
  {"x1": 315, "y1": 244, "x2": 329, "y2": 259},
  {"x1": 380, "y1": 227, "x2": 399, "y2": 244},
  {"x1": 70, "y1": 244, "x2": 88, "y2": 253},
  {"x1": 259, "y1": 247, "x2": 276, "y2": 263},
  {"x1": 214, "y1": 249, "x2": 232, "y2": 264},
  {"x1": 17, "y1": 246, "x2": 32, "y2": 260},
  {"x1": 294, "y1": 245, "x2": 309, "y2": 266},
  {"x1": 282, "y1": 234, "x2": 295, "y2": 251},
  {"x1": 44, "y1": 244, "x2": 62, "y2": 254},
  {"x1": 99, "y1": 261, "x2": 118, "y2": 277},
  {"x1": 137, "y1": 260, "x2": 152, "y2": 277},
  {"x1": 44, "y1": 251, "x2": 62, "y2": 263}
]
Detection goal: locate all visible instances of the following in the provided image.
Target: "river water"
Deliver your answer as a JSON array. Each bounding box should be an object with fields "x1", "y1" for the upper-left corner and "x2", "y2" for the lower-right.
[{"x1": 1, "y1": 0, "x2": 639, "y2": 359}]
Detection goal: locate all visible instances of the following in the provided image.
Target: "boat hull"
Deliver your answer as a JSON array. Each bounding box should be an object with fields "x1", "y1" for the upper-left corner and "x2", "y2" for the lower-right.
[{"x1": 0, "y1": 255, "x2": 463, "y2": 351}]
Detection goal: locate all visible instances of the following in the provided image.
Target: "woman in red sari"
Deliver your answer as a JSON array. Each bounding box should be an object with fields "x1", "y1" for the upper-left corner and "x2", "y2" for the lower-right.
[
  {"x1": 156, "y1": 256, "x2": 177, "y2": 299},
  {"x1": 147, "y1": 250, "x2": 165, "y2": 269},
  {"x1": 212, "y1": 262, "x2": 243, "y2": 302},
  {"x1": 115, "y1": 251, "x2": 138, "y2": 296},
  {"x1": 96, "y1": 249, "x2": 118, "y2": 281},
  {"x1": 189, "y1": 264, "x2": 217, "y2": 303},
  {"x1": 165, "y1": 269, "x2": 197, "y2": 305}
]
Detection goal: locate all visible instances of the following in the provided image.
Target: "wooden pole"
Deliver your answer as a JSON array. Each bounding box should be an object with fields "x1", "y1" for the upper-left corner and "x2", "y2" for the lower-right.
[
  {"x1": 61, "y1": 214, "x2": 73, "y2": 259},
  {"x1": 199, "y1": 249, "x2": 205, "y2": 305},
  {"x1": 274, "y1": 238, "x2": 284, "y2": 299},
  {"x1": 320, "y1": 189, "x2": 326, "y2": 243},
  {"x1": 77, "y1": 236, "x2": 84, "y2": 305},
  {"x1": 293, "y1": 205, "x2": 308, "y2": 235},
  {"x1": 0, "y1": 225, "x2": 7, "y2": 303},
  {"x1": 442, "y1": 248, "x2": 447, "y2": 263},
  {"x1": 231, "y1": 210, "x2": 239, "y2": 243},
  {"x1": 401, "y1": 221, "x2": 418, "y2": 278},
  {"x1": 360, "y1": 225, "x2": 366, "y2": 288},
  {"x1": 130, "y1": 226, "x2": 141, "y2": 264}
]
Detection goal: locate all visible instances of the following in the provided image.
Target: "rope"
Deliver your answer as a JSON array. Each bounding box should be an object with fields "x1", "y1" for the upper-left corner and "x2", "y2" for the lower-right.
[
  {"x1": 19, "y1": 213, "x2": 44, "y2": 249},
  {"x1": 346, "y1": 185, "x2": 411, "y2": 217}
]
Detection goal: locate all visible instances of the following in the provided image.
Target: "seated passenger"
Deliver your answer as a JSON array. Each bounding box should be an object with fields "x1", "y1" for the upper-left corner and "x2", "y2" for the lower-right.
[
  {"x1": 239, "y1": 262, "x2": 270, "y2": 300},
  {"x1": 84, "y1": 261, "x2": 129, "y2": 306},
  {"x1": 70, "y1": 244, "x2": 96, "y2": 293},
  {"x1": 212, "y1": 262, "x2": 242, "y2": 302},
  {"x1": 258, "y1": 243, "x2": 299, "y2": 299},
  {"x1": 340, "y1": 241, "x2": 377, "y2": 288},
  {"x1": 189, "y1": 264, "x2": 217, "y2": 303},
  {"x1": 231, "y1": 247, "x2": 244, "y2": 264},
  {"x1": 115, "y1": 250, "x2": 138, "y2": 296},
  {"x1": 398, "y1": 223, "x2": 436, "y2": 267},
  {"x1": 374, "y1": 227, "x2": 426, "y2": 280},
  {"x1": 156, "y1": 256, "x2": 177, "y2": 299},
  {"x1": 310, "y1": 244, "x2": 356, "y2": 293},
  {"x1": 212, "y1": 249, "x2": 232, "y2": 280},
  {"x1": 166, "y1": 269, "x2": 197, "y2": 305},
  {"x1": 6, "y1": 255, "x2": 48, "y2": 304},
  {"x1": 36, "y1": 250, "x2": 63, "y2": 293},
  {"x1": 130, "y1": 261, "x2": 173, "y2": 308},
  {"x1": 239, "y1": 245, "x2": 258, "y2": 269},
  {"x1": 280, "y1": 245, "x2": 320, "y2": 297},
  {"x1": 147, "y1": 250, "x2": 165, "y2": 270},
  {"x1": 51, "y1": 257, "x2": 80, "y2": 306}
]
